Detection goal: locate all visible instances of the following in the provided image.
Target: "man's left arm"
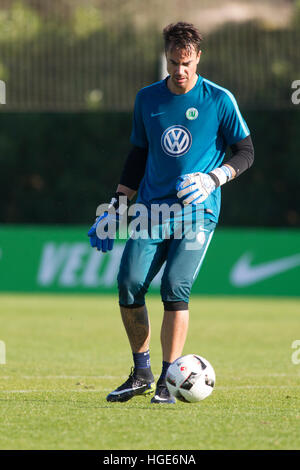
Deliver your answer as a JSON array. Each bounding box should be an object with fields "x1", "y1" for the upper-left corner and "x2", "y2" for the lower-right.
[
  {"x1": 209, "y1": 134, "x2": 254, "y2": 186},
  {"x1": 210, "y1": 92, "x2": 254, "y2": 185},
  {"x1": 177, "y1": 136, "x2": 254, "y2": 204},
  {"x1": 177, "y1": 89, "x2": 254, "y2": 204}
]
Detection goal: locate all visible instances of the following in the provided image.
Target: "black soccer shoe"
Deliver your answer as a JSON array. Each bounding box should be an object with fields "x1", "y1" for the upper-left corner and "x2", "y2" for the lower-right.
[
  {"x1": 151, "y1": 379, "x2": 176, "y2": 404},
  {"x1": 106, "y1": 368, "x2": 155, "y2": 403}
]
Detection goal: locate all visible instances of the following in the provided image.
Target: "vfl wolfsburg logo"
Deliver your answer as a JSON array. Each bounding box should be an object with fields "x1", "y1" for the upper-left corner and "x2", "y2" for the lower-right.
[
  {"x1": 186, "y1": 107, "x2": 198, "y2": 120},
  {"x1": 161, "y1": 125, "x2": 192, "y2": 157}
]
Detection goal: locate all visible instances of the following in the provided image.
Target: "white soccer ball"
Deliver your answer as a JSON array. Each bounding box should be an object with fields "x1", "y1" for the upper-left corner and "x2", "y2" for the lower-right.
[{"x1": 166, "y1": 354, "x2": 216, "y2": 403}]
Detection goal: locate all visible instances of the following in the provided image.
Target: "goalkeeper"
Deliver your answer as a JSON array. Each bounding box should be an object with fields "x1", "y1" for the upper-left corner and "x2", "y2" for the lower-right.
[{"x1": 88, "y1": 22, "x2": 254, "y2": 404}]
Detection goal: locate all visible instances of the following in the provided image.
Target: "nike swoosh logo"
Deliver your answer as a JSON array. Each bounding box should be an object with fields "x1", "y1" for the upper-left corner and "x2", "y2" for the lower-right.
[
  {"x1": 110, "y1": 386, "x2": 146, "y2": 395},
  {"x1": 230, "y1": 252, "x2": 300, "y2": 287},
  {"x1": 151, "y1": 112, "x2": 165, "y2": 117}
]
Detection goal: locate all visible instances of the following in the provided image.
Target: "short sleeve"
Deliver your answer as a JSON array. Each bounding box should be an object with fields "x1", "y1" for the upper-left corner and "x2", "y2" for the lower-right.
[
  {"x1": 218, "y1": 90, "x2": 250, "y2": 146},
  {"x1": 130, "y1": 91, "x2": 148, "y2": 148}
]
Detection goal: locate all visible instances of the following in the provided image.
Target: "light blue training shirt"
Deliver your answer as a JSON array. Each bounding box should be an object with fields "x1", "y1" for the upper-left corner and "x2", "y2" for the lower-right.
[{"x1": 131, "y1": 75, "x2": 250, "y2": 223}]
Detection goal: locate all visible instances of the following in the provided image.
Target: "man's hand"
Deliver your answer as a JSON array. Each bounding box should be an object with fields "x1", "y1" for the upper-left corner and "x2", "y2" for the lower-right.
[
  {"x1": 87, "y1": 193, "x2": 128, "y2": 253},
  {"x1": 88, "y1": 211, "x2": 119, "y2": 252},
  {"x1": 176, "y1": 172, "x2": 216, "y2": 205}
]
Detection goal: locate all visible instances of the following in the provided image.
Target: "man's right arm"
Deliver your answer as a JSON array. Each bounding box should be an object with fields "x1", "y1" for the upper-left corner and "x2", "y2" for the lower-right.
[
  {"x1": 87, "y1": 145, "x2": 148, "y2": 252},
  {"x1": 119, "y1": 145, "x2": 148, "y2": 196}
]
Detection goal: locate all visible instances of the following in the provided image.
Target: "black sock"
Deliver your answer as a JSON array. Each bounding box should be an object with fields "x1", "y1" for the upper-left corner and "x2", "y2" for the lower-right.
[{"x1": 158, "y1": 361, "x2": 171, "y2": 384}]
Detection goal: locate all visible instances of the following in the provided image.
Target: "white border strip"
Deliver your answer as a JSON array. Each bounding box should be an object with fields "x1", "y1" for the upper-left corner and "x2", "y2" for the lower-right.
[{"x1": 193, "y1": 231, "x2": 214, "y2": 280}]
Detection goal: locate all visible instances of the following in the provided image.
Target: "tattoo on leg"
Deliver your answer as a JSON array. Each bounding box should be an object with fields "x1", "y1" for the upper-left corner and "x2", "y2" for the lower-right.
[{"x1": 120, "y1": 305, "x2": 150, "y2": 353}]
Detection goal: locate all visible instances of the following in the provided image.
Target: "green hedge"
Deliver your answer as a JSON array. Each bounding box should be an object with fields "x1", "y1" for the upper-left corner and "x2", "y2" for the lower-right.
[
  {"x1": 0, "y1": 4, "x2": 299, "y2": 111},
  {"x1": 0, "y1": 110, "x2": 299, "y2": 227}
]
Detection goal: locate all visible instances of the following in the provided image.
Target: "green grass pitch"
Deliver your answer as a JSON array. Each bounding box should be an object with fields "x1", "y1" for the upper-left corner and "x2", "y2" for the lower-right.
[{"x1": 0, "y1": 294, "x2": 299, "y2": 450}]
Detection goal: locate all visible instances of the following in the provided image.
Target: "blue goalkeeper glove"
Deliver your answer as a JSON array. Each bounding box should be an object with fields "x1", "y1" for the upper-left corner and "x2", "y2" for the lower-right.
[
  {"x1": 176, "y1": 166, "x2": 233, "y2": 205},
  {"x1": 87, "y1": 193, "x2": 128, "y2": 253}
]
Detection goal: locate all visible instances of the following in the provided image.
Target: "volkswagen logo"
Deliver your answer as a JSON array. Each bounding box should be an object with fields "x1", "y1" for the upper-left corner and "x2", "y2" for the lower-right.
[{"x1": 161, "y1": 125, "x2": 192, "y2": 157}]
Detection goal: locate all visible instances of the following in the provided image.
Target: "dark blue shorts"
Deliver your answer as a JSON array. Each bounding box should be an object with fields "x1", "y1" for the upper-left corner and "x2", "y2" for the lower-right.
[{"x1": 117, "y1": 218, "x2": 216, "y2": 307}]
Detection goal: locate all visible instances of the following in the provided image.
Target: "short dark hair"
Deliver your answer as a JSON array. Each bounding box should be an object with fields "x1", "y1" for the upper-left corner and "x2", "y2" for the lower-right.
[{"x1": 163, "y1": 22, "x2": 203, "y2": 54}]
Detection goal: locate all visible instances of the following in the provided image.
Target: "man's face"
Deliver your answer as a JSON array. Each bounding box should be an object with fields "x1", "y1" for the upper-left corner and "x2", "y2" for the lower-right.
[{"x1": 166, "y1": 45, "x2": 201, "y2": 94}]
